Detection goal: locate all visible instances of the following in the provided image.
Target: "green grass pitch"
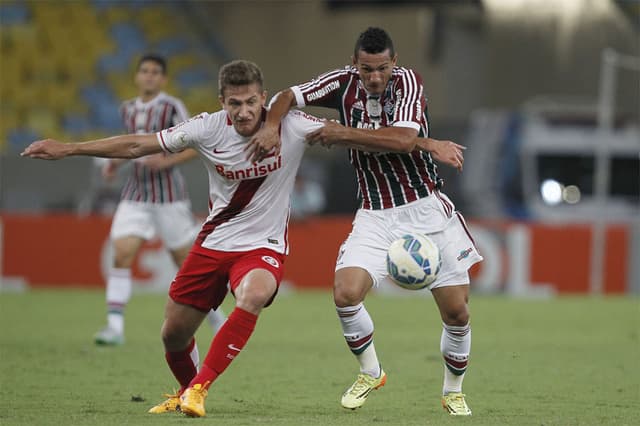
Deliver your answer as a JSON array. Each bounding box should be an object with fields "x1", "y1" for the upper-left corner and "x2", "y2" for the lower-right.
[{"x1": 0, "y1": 289, "x2": 638, "y2": 425}]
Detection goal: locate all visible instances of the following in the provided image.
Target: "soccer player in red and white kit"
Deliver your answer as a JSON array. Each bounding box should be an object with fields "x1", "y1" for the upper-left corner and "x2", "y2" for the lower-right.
[
  {"x1": 22, "y1": 60, "x2": 326, "y2": 418},
  {"x1": 249, "y1": 27, "x2": 482, "y2": 416},
  {"x1": 95, "y1": 54, "x2": 225, "y2": 346}
]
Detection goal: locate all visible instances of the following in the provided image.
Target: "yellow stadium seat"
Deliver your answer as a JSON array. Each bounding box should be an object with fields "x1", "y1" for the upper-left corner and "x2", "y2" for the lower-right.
[{"x1": 26, "y1": 108, "x2": 60, "y2": 136}]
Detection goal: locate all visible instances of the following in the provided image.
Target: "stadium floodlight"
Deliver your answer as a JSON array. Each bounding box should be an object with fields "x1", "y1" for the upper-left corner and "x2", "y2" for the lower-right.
[{"x1": 540, "y1": 179, "x2": 563, "y2": 206}]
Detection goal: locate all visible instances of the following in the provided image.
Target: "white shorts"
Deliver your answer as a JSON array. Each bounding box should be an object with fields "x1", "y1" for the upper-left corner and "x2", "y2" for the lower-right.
[
  {"x1": 110, "y1": 200, "x2": 198, "y2": 250},
  {"x1": 335, "y1": 192, "x2": 483, "y2": 290}
]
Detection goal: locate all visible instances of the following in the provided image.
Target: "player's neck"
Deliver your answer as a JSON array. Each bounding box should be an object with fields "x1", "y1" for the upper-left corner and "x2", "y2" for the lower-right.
[{"x1": 139, "y1": 91, "x2": 161, "y2": 103}]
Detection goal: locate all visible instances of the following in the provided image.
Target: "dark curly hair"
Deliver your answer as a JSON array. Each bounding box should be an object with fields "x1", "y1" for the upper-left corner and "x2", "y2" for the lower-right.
[{"x1": 353, "y1": 27, "x2": 395, "y2": 58}]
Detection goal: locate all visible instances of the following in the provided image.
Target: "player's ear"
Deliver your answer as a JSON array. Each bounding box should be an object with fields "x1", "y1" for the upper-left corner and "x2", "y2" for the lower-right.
[
  {"x1": 218, "y1": 95, "x2": 226, "y2": 109},
  {"x1": 261, "y1": 90, "x2": 267, "y2": 105},
  {"x1": 391, "y1": 54, "x2": 398, "y2": 66},
  {"x1": 351, "y1": 55, "x2": 357, "y2": 66}
]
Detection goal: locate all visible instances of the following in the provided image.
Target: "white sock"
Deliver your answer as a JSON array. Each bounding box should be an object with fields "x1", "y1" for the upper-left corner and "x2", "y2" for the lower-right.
[
  {"x1": 206, "y1": 308, "x2": 227, "y2": 333},
  {"x1": 440, "y1": 322, "x2": 471, "y2": 395},
  {"x1": 105, "y1": 268, "x2": 132, "y2": 334},
  {"x1": 190, "y1": 339, "x2": 200, "y2": 372},
  {"x1": 336, "y1": 303, "x2": 381, "y2": 378}
]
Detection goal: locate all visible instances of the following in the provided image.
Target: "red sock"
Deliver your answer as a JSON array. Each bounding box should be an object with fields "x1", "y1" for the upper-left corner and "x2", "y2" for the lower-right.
[
  {"x1": 189, "y1": 307, "x2": 257, "y2": 390},
  {"x1": 165, "y1": 338, "x2": 198, "y2": 393}
]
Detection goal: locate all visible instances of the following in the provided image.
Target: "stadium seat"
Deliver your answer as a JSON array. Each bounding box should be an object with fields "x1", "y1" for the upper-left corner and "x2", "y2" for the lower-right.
[
  {"x1": 63, "y1": 113, "x2": 93, "y2": 136},
  {"x1": 0, "y1": 1, "x2": 229, "y2": 154},
  {"x1": 7, "y1": 127, "x2": 40, "y2": 152},
  {"x1": 0, "y1": 2, "x2": 30, "y2": 25}
]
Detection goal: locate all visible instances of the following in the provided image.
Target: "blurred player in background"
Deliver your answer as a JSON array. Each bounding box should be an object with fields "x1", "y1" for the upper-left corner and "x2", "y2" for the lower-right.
[
  {"x1": 249, "y1": 27, "x2": 481, "y2": 416},
  {"x1": 23, "y1": 60, "x2": 328, "y2": 418},
  {"x1": 94, "y1": 54, "x2": 225, "y2": 346}
]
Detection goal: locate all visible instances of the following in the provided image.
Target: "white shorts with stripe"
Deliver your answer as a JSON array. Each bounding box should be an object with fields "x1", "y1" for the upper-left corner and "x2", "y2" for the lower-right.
[
  {"x1": 335, "y1": 192, "x2": 483, "y2": 290},
  {"x1": 110, "y1": 200, "x2": 198, "y2": 250}
]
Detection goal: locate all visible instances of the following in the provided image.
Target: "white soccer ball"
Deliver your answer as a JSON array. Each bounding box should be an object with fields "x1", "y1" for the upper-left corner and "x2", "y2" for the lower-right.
[{"x1": 386, "y1": 233, "x2": 441, "y2": 290}]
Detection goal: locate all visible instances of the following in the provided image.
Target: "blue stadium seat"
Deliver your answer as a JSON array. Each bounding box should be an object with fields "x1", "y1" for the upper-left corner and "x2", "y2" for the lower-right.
[
  {"x1": 110, "y1": 22, "x2": 146, "y2": 52},
  {"x1": 81, "y1": 83, "x2": 117, "y2": 106},
  {"x1": 176, "y1": 68, "x2": 210, "y2": 90},
  {"x1": 63, "y1": 113, "x2": 93, "y2": 136},
  {"x1": 7, "y1": 128, "x2": 40, "y2": 152},
  {"x1": 0, "y1": 3, "x2": 29, "y2": 25},
  {"x1": 92, "y1": 102, "x2": 123, "y2": 132},
  {"x1": 97, "y1": 51, "x2": 132, "y2": 74},
  {"x1": 153, "y1": 36, "x2": 190, "y2": 57}
]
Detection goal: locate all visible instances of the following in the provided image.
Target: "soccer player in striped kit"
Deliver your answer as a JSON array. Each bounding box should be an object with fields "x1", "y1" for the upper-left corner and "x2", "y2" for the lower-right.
[
  {"x1": 94, "y1": 54, "x2": 225, "y2": 345},
  {"x1": 249, "y1": 27, "x2": 482, "y2": 416},
  {"x1": 23, "y1": 60, "x2": 328, "y2": 418}
]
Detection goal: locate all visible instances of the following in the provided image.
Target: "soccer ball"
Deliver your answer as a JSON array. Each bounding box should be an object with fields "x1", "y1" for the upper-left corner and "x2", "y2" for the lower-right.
[{"x1": 386, "y1": 233, "x2": 441, "y2": 290}]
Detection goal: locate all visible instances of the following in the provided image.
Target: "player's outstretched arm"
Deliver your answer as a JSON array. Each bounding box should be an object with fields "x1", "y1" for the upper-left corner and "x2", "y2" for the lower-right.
[
  {"x1": 416, "y1": 138, "x2": 466, "y2": 172},
  {"x1": 140, "y1": 148, "x2": 198, "y2": 171},
  {"x1": 246, "y1": 89, "x2": 297, "y2": 162},
  {"x1": 21, "y1": 134, "x2": 162, "y2": 161},
  {"x1": 306, "y1": 120, "x2": 418, "y2": 153}
]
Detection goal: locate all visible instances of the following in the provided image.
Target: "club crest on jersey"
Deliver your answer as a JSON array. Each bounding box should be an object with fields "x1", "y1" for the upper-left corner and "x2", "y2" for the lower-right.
[
  {"x1": 383, "y1": 98, "x2": 395, "y2": 116},
  {"x1": 215, "y1": 155, "x2": 282, "y2": 180},
  {"x1": 261, "y1": 255, "x2": 280, "y2": 268}
]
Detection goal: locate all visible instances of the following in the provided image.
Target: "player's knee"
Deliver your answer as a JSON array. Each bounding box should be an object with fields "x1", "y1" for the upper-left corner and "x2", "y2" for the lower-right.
[
  {"x1": 236, "y1": 287, "x2": 273, "y2": 313},
  {"x1": 161, "y1": 320, "x2": 191, "y2": 351},
  {"x1": 443, "y1": 306, "x2": 470, "y2": 326},
  {"x1": 113, "y1": 249, "x2": 135, "y2": 268},
  {"x1": 333, "y1": 280, "x2": 364, "y2": 307}
]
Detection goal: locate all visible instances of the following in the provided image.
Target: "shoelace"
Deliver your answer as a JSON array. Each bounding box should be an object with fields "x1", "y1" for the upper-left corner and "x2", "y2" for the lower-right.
[
  {"x1": 159, "y1": 391, "x2": 180, "y2": 406},
  {"x1": 184, "y1": 382, "x2": 210, "y2": 401},
  {"x1": 162, "y1": 393, "x2": 180, "y2": 400},
  {"x1": 446, "y1": 394, "x2": 467, "y2": 410},
  {"x1": 347, "y1": 374, "x2": 374, "y2": 395}
]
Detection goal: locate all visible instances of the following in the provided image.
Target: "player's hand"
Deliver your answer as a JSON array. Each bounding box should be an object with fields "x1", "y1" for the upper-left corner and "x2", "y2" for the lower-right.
[
  {"x1": 20, "y1": 139, "x2": 70, "y2": 160},
  {"x1": 140, "y1": 153, "x2": 171, "y2": 171},
  {"x1": 246, "y1": 125, "x2": 281, "y2": 163},
  {"x1": 305, "y1": 120, "x2": 345, "y2": 148},
  {"x1": 419, "y1": 138, "x2": 465, "y2": 172}
]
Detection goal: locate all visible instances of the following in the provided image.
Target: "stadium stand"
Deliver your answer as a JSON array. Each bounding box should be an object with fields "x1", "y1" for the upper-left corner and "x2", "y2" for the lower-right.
[{"x1": 0, "y1": 1, "x2": 225, "y2": 153}]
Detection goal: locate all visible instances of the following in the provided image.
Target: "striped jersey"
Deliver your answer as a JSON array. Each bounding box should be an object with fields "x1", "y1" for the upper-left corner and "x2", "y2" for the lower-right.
[
  {"x1": 291, "y1": 66, "x2": 442, "y2": 210},
  {"x1": 119, "y1": 91, "x2": 190, "y2": 203},
  {"x1": 156, "y1": 109, "x2": 324, "y2": 254}
]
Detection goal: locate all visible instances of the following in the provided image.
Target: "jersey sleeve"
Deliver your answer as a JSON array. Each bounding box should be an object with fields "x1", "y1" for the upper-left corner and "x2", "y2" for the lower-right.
[
  {"x1": 157, "y1": 113, "x2": 208, "y2": 153},
  {"x1": 290, "y1": 68, "x2": 349, "y2": 109},
  {"x1": 171, "y1": 99, "x2": 190, "y2": 125},
  {"x1": 391, "y1": 68, "x2": 425, "y2": 131},
  {"x1": 285, "y1": 110, "x2": 325, "y2": 142}
]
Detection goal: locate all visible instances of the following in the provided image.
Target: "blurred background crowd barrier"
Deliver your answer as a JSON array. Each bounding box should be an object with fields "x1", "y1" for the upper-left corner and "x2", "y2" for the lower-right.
[{"x1": 1, "y1": 0, "x2": 638, "y2": 294}]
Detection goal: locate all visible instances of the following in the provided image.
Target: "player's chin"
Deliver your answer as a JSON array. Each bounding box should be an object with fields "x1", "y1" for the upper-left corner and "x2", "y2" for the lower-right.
[{"x1": 235, "y1": 121, "x2": 258, "y2": 136}]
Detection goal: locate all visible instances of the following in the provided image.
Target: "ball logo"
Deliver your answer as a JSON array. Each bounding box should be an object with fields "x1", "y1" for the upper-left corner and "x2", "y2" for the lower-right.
[{"x1": 261, "y1": 255, "x2": 279, "y2": 268}]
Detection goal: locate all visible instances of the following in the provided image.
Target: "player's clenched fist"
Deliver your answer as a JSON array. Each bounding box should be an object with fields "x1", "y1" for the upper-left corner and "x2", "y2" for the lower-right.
[
  {"x1": 305, "y1": 120, "x2": 342, "y2": 147},
  {"x1": 21, "y1": 139, "x2": 70, "y2": 160}
]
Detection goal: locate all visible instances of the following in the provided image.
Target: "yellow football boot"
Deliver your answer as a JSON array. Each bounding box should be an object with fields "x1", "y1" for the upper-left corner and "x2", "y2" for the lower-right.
[
  {"x1": 442, "y1": 392, "x2": 472, "y2": 416},
  {"x1": 340, "y1": 369, "x2": 387, "y2": 409},
  {"x1": 180, "y1": 383, "x2": 208, "y2": 417},
  {"x1": 147, "y1": 392, "x2": 181, "y2": 414}
]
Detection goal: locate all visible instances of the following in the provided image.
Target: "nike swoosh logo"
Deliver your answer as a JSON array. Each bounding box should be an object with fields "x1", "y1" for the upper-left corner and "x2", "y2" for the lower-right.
[
  {"x1": 213, "y1": 148, "x2": 228, "y2": 153},
  {"x1": 228, "y1": 344, "x2": 241, "y2": 352}
]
